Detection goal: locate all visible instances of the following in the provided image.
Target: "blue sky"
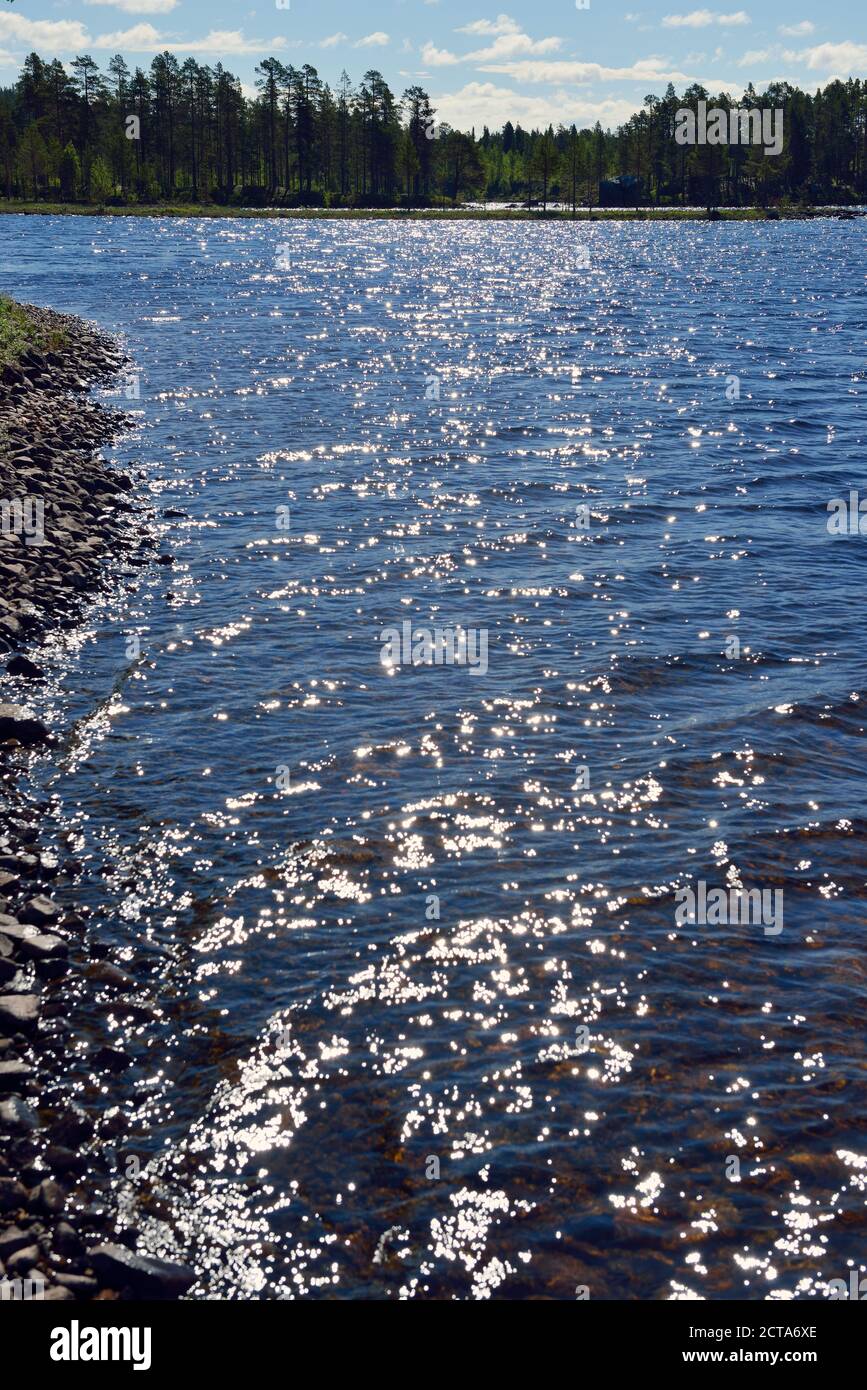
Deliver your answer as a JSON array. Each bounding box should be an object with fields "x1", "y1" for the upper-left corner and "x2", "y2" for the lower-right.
[{"x1": 1, "y1": 2, "x2": 865, "y2": 131}]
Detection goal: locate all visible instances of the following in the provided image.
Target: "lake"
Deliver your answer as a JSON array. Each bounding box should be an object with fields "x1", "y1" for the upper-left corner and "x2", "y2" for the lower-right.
[{"x1": 2, "y1": 214, "x2": 866, "y2": 1299}]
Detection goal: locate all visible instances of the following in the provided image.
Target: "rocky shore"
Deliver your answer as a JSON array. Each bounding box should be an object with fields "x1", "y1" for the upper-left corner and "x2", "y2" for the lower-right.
[{"x1": 0, "y1": 301, "x2": 194, "y2": 1300}]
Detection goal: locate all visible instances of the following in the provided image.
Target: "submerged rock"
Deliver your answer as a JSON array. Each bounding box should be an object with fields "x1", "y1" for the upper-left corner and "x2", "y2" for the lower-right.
[
  {"x1": 0, "y1": 705, "x2": 49, "y2": 747},
  {"x1": 85, "y1": 960, "x2": 135, "y2": 991},
  {"x1": 87, "y1": 1243, "x2": 196, "y2": 1299},
  {"x1": 5, "y1": 654, "x2": 44, "y2": 680}
]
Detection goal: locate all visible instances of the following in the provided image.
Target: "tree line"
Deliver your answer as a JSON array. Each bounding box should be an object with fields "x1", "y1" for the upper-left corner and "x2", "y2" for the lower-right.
[{"x1": 1, "y1": 50, "x2": 866, "y2": 208}]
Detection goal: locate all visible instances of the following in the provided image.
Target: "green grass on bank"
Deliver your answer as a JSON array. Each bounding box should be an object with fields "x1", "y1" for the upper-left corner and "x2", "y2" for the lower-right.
[
  {"x1": 0, "y1": 201, "x2": 814, "y2": 221},
  {"x1": 0, "y1": 295, "x2": 69, "y2": 368}
]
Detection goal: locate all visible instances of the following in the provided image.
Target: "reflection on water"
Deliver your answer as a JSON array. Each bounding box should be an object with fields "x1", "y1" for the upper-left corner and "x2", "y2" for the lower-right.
[{"x1": 2, "y1": 216, "x2": 866, "y2": 1299}]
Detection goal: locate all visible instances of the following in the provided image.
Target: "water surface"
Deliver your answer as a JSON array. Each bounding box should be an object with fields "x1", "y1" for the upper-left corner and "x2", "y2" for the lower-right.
[{"x1": 2, "y1": 215, "x2": 866, "y2": 1299}]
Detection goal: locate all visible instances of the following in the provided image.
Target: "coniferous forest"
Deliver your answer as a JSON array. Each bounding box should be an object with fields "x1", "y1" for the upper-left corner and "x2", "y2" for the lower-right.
[{"x1": 1, "y1": 50, "x2": 866, "y2": 209}]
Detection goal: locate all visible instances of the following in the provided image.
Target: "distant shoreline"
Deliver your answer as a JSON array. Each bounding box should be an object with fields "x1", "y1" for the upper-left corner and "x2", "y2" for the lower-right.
[{"x1": 1, "y1": 203, "x2": 865, "y2": 222}]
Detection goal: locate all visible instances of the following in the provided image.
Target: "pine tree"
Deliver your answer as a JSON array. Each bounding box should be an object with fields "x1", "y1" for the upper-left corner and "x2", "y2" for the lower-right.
[{"x1": 59, "y1": 141, "x2": 80, "y2": 200}]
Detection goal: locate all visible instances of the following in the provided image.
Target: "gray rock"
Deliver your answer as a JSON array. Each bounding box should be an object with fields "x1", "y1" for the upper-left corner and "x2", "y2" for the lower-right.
[
  {"x1": 0, "y1": 1177, "x2": 28, "y2": 1212},
  {"x1": 87, "y1": 1242, "x2": 196, "y2": 1299},
  {"x1": 0, "y1": 1096, "x2": 40, "y2": 1132},
  {"x1": 0, "y1": 1226, "x2": 36, "y2": 1260},
  {"x1": 33, "y1": 1179, "x2": 65, "y2": 1215},
  {"x1": 52, "y1": 1221, "x2": 84, "y2": 1257},
  {"x1": 53, "y1": 1272, "x2": 98, "y2": 1296},
  {"x1": 0, "y1": 853, "x2": 37, "y2": 874},
  {"x1": 16, "y1": 930, "x2": 68, "y2": 961},
  {"x1": 43, "y1": 1285, "x2": 76, "y2": 1301},
  {"x1": 0, "y1": 920, "x2": 64, "y2": 950},
  {"x1": 19, "y1": 896, "x2": 61, "y2": 927},
  {"x1": 0, "y1": 1058, "x2": 35, "y2": 1089},
  {"x1": 37, "y1": 852, "x2": 60, "y2": 878},
  {"x1": 6, "y1": 1243, "x2": 40, "y2": 1275},
  {"x1": 43, "y1": 1146, "x2": 84, "y2": 1178},
  {"x1": 0, "y1": 994, "x2": 39, "y2": 1034},
  {"x1": 0, "y1": 936, "x2": 16, "y2": 985}
]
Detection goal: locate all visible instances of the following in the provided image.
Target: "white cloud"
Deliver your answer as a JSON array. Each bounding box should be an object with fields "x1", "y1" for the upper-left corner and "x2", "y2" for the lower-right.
[
  {"x1": 469, "y1": 33, "x2": 563, "y2": 60},
  {"x1": 433, "y1": 80, "x2": 638, "y2": 133},
  {"x1": 733, "y1": 47, "x2": 778, "y2": 67},
  {"x1": 85, "y1": 0, "x2": 179, "y2": 15},
  {"x1": 794, "y1": 39, "x2": 867, "y2": 71},
  {"x1": 0, "y1": 15, "x2": 90, "y2": 48},
  {"x1": 778, "y1": 21, "x2": 814, "y2": 37},
  {"x1": 178, "y1": 30, "x2": 292, "y2": 55},
  {"x1": 420, "y1": 44, "x2": 462, "y2": 67},
  {"x1": 354, "y1": 32, "x2": 390, "y2": 49},
  {"x1": 475, "y1": 56, "x2": 747, "y2": 93},
  {"x1": 92, "y1": 26, "x2": 290, "y2": 53},
  {"x1": 737, "y1": 47, "x2": 772, "y2": 67},
  {"x1": 421, "y1": 30, "x2": 562, "y2": 67},
  {"x1": 319, "y1": 32, "x2": 347, "y2": 49},
  {"x1": 733, "y1": 35, "x2": 866, "y2": 75},
  {"x1": 456, "y1": 15, "x2": 521, "y2": 37},
  {"x1": 92, "y1": 22, "x2": 162, "y2": 47},
  {"x1": 662, "y1": 10, "x2": 750, "y2": 28},
  {"x1": 0, "y1": 13, "x2": 295, "y2": 55}
]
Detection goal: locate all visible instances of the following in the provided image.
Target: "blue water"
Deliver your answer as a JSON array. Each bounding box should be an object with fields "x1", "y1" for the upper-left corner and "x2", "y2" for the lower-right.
[{"x1": 2, "y1": 214, "x2": 866, "y2": 1300}]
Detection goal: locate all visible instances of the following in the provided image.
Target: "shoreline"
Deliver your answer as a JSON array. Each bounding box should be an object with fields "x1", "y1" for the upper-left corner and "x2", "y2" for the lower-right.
[
  {"x1": 0, "y1": 299, "x2": 194, "y2": 1300},
  {"x1": 1, "y1": 203, "x2": 865, "y2": 222}
]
